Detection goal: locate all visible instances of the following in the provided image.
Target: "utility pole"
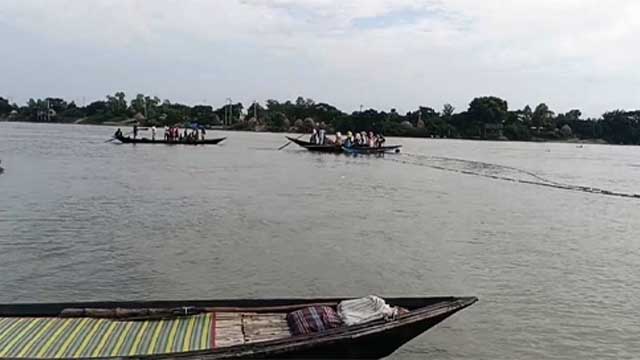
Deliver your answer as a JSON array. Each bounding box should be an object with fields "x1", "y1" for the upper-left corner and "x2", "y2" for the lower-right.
[
  {"x1": 254, "y1": 100, "x2": 258, "y2": 123},
  {"x1": 360, "y1": 104, "x2": 363, "y2": 113},
  {"x1": 224, "y1": 102, "x2": 227, "y2": 125}
]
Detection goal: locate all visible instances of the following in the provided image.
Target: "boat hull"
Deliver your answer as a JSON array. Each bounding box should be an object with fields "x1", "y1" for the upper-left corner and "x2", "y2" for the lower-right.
[
  {"x1": 286, "y1": 137, "x2": 401, "y2": 154},
  {"x1": 0, "y1": 296, "x2": 476, "y2": 360},
  {"x1": 286, "y1": 137, "x2": 342, "y2": 153},
  {"x1": 116, "y1": 135, "x2": 226, "y2": 145},
  {"x1": 341, "y1": 145, "x2": 402, "y2": 154}
]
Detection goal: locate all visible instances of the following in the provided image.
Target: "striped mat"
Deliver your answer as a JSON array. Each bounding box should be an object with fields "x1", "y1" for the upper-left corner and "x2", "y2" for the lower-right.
[{"x1": 0, "y1": 313, "x2": 214, "y2": 358}]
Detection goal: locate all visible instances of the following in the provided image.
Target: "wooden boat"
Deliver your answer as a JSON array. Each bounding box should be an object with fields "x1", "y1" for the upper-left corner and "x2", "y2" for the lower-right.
[
  {"x1": 286, "y1": 136, "x2": 342, "y2": 153},
  {"x1": 341, "y1": 145, "x2": 401, "y2": 155},
  {"x1": 0, "y1": 296, "x2": 477, "y2": 359},
  {"x1": 286, "y1": 137, "x2": 402, "y2": 154},
  {"x1": 115, "y1": 134, "x2": 226, "y2": 145}
]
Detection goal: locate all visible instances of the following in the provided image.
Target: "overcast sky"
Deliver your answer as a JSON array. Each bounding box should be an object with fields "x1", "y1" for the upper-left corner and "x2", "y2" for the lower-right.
[{"x1": 1, "y1": 0, "x2": 639, "y2": 117}]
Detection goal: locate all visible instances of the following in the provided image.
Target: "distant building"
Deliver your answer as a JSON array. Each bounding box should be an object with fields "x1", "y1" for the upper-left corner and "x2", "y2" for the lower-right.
[{"x1": 36, "y1": 109, "x2": 56, "y2": 121}]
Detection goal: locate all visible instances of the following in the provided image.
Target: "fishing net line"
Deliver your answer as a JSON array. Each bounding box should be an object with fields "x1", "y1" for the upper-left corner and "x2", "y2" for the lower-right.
[{"x1": 385, "y1": 153, "x2": 640, "y2": 200}]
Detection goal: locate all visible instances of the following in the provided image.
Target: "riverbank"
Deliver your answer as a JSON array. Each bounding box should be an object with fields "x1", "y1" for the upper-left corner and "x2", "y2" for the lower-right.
[{"x1": 0, "y1": 118, "x2": 618, "y2": 145}]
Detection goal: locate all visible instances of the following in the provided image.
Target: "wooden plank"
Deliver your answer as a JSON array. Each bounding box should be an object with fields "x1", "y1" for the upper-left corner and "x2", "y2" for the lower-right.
[
  {"x1": 241, "y1": 312, "x2": 291, "y2": 345},
  {"x1": 215, "y1": 313, "x2": 242, "y2": 320}
]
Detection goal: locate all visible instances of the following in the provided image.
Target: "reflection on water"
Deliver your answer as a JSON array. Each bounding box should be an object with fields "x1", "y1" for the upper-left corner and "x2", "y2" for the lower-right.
[{"x1": 1, "y1": 122, "x2": 639, "y2": 360}]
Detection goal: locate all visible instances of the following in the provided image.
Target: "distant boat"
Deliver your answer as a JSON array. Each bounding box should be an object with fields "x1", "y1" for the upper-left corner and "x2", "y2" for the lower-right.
[
  {"x1": 115, "y1": 134, "x2": 226, "y2": 145},
  {"x1": 0, "y1": 296, "x2": 476, "y2": 359},
  {"x1": 286, "y1": 136, "x2": 402, "y2": 154}
]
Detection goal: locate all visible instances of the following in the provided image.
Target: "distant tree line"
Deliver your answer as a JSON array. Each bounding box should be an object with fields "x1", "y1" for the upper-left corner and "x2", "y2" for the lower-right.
[{"x1": 1, "y1": 92, "x2": 640, "y2": 144}]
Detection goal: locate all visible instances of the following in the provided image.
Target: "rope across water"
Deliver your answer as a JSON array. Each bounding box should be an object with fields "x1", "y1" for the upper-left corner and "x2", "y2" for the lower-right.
[{"x1": 384, "y1": 153, "x2": 640, "y2": 200}]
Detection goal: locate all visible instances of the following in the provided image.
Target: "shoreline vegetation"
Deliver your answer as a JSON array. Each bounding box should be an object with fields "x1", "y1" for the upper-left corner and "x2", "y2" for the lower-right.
[{"x1": 0, "y1": 93, "x2": 638, "y2": 144}]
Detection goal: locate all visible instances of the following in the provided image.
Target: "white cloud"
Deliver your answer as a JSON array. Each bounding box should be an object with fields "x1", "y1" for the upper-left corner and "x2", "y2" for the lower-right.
[{"x1": 1, "y1": 0, "x2": 639, "y2": 116}]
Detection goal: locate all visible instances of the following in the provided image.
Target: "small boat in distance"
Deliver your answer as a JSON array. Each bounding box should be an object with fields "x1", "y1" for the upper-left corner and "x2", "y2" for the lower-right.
[
  {"x1": 0, "y1": 296, "x2": 476, "y2": 359},
  {"x1": 115, "y1": 134, "x2": 226, "y2": 145},
  {"x1": 286, "y1": 136, "x2": 402, "y2": 154}
]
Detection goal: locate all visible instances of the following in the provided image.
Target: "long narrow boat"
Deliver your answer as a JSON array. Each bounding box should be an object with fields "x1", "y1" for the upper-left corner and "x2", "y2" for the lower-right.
[
  {"x1": 116, "y1": 134, "x2": 226, "y2": 145},
  {"x1": 286, "y1": 137, "x2": 402, "y2": 154},
  {"x1": 0, "y1": 296, "x2": 476, "y2": 359},
  {"x1": 286, "y1": 136, "x2": 342, "y2": 153},
  {"x1": 341, "y1": 145, "x2": 401, "y2": 154}
]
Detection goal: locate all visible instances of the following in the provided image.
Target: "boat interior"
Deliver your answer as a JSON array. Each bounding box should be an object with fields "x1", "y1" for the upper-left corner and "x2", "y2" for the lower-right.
[{"x1": 0, "y1": 297, "x2": 474, "y2": 359}]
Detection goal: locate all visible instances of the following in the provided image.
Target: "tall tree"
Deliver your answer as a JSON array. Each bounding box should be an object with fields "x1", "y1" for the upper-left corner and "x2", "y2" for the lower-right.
[
  {"x1": 107, "y1": 92, "x2": 127, "y2": 115},
  {"x1": 521, "y1": 105, "x2": 533, "y2": 125},
  {"x1": 532, "y1": 103, "x2": 555, "y2": 131},
  {"x1": 442, "y1": 104, "x2": 455, "y2": 119},
  {"x1": 130, "y1": 94, "x2": 146, "y2": 114},
  {"x1": 468, "y1": 96, "x2": 508, "y2": 124},
  {"x1": 0, "y1": 97, "x2": 13, "y2": 115}
]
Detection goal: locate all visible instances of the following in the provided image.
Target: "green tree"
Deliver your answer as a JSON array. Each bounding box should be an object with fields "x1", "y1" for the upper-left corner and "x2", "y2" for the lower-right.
[
  {"x1": 532, "y1": 103, "x2": 554, "y2": 131},
  {"x1": 106, "y1": 91, "x2": 127, "y2": 115},
  {"x1": 601, "y1": 110, "x2": 640, "y2": 144},
  {"x1": 246, "y1": 102, "x2": 267, "y2": 123},
  {"x1": 144, "y1": 96, "x2": 160, "y2": 118},
  {"x1": 266, "y1": 112, "x2": 288, "y2": 131},
  {"x1": 468, "y1": 97, "x2": 508, "y2": 124},
  {"x1": 521, "y1": 105, "x2": 533, "y2": 125},
  {"x1": 86, "y1": 101, "x2": 107, "y2": 116},
  {"x1": 442, "y1": 104, "x2": 455, "y2": 119},
  {"x1": 130, "y1": 94, "x2": 146, "y2": 114},
  {"x1": 0, "y1": 97, "x2": 13, "y2": 115},
  {"x1": 565, "y1": 109, "x2": 581, "y2": 121}
]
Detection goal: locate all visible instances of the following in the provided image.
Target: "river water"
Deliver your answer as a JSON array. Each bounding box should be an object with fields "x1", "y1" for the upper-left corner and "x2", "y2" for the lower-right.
[{"x1": 0, "y1": 122, "x2": 638, "y2": 359}]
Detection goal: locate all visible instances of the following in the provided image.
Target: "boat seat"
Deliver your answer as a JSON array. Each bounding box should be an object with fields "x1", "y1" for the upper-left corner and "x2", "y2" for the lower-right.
[
  {"x1": 214, "y1": 312, "x2": 291, "y2": 348},
  {"x1": 0, "y1": 312, "x2": 291, "y2": 359}
]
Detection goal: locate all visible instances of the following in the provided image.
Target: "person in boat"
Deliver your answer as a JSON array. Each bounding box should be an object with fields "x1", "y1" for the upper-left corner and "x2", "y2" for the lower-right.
[
  {"x1": 318, "y1": 128, "x2": 326, "y2": 145},
  {"x1": 345, "y1": 131, "x2": 354, "y2": 147},
  {"x1": 133, "y1": 125, "x2": 138, "y2": 139},
  {"x1": 151, "y1": 126, "x2": 157, "y2": 141},
  {"x1": 310, "y1": 128, "x2": 318, "y2": 144},
  {"x1": 334, "y1": 132, "x2": 343, "y2": 146},
  {"x1": 354, "y1": 132, "x2": 362, "y2": 146},
  {"x1": 361, "y1": 131, "x2": 368, "y2": 146},
  {"x1": 368, "y1": 131, "x2": 376, "y2": 147},
  {"x1": 376, "y1": 133, "x2": 386, "y2": 147},
  {"x1": 114, "y1": 128, "x2": 123, "y2": 138},
  {"x1": 201, "y1": 127, "x2": 206, "y2": 140}
]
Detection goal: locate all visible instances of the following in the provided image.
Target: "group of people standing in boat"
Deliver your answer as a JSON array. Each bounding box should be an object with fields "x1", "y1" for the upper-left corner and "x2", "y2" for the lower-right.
[
  {"x1": 310, "y1": 129, "x2": 386, "y2": 148},
  {"x1": 114, "y1": 125, "x2": 206, "y2": 142},
  {"x1": 164, "y1": 126, "x2": 206, "y2": 142}
]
